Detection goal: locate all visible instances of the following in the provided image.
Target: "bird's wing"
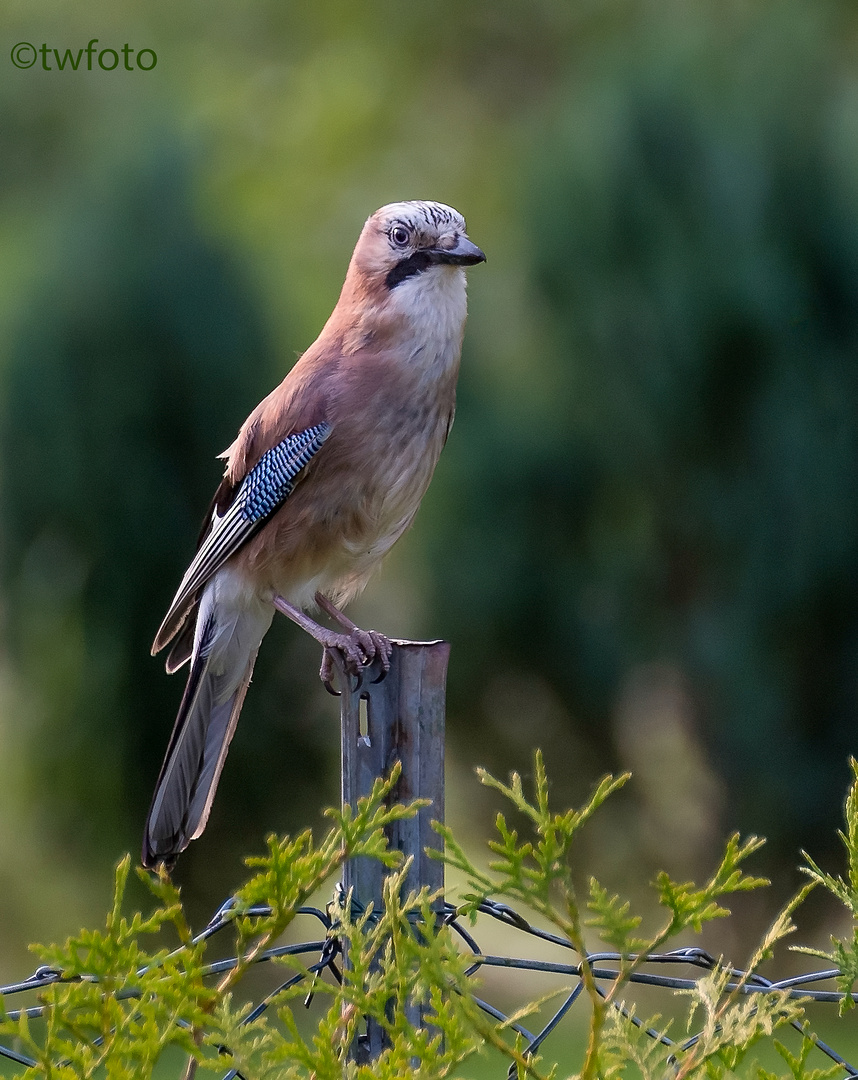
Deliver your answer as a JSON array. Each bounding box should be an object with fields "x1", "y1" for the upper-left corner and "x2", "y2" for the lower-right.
[{"x1": 152, "y1": 421, "x2": 332, "y2": 654}]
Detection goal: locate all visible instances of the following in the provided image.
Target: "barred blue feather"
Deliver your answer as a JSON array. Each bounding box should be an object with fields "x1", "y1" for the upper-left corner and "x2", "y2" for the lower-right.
[
  {"x1": 240, "y1": 423, "x2": 331, "y2": 522},
  {"x1": 154, "y1": 423, "x2": 332, "y2": 644}
]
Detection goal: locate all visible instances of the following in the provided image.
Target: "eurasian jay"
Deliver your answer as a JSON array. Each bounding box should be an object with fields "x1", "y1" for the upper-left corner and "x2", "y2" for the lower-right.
[{"x1": 142, "y1": 200, "x2": 484, "y2": 867}]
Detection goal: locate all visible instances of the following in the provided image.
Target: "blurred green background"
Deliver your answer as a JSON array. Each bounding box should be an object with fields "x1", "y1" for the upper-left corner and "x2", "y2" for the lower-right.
[{"x1": 0, "y1": 0, "x2": 856, "y2": 974}]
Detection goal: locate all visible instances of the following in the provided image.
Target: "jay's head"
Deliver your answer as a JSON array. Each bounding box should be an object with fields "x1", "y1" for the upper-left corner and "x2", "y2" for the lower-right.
[{"x1": 351, "y1": 200, "x2": 485, "y2": 295}]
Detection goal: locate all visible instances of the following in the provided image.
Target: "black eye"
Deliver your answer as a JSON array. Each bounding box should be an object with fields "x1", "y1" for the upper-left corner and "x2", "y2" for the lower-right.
[{"x1": 390, "y1": 225, "x2": 410, "y2": 247}]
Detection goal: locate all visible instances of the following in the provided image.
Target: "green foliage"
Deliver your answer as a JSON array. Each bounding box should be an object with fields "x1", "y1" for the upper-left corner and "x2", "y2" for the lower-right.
[
  {"x1": 1, "y1": 768, "x2": 424, "y2": 1078},
  {"x1": 760, "y1": 1037, "x2": 844, "y2": 1080},
  {"x1": 439, "y1": 753, "x2": 830, "y2": 1080},
  {"x1": 202, "y1": 869, "x2": 493, "y2": 1080},
  {"x1": 655, "y1": 834, "x2": 769, "y2": 936},
  {"x1": 437, "y1": 752, "x2": 630, "y2": 917},
  {"x1": 795, "y1": 758, "x2": 858, "y2": 1012},
  {"x1": 2, "y1": 754, "x2": 857, "y2": 1079}
]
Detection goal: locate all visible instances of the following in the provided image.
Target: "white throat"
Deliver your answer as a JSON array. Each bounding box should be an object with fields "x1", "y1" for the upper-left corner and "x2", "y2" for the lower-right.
[{"x1": 389, "y1": 264, "x2": 468, "y2": 372}]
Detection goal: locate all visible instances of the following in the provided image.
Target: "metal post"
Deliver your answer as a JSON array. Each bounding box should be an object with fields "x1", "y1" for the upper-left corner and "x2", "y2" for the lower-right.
[{"x1": 337, "y1": 639, "x2": 449, "y2": 1060}]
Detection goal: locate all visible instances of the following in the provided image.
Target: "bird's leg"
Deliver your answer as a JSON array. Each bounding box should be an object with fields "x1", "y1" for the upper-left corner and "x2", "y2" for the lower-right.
[
  {"x1": 271, "y1": 594, "x2": 368, "y2": 674},
  {"x1": 270, "y1": 594, "x2": 391, "y2": 688},
  {"x1": 314, "y1": 592, "x2": 393, "y2": 682}
]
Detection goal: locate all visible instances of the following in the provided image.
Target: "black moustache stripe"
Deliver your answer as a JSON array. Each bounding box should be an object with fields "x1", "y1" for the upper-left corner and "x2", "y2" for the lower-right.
[{"x1": 386, "y1": 250, "x2": 434, "y2": 289}]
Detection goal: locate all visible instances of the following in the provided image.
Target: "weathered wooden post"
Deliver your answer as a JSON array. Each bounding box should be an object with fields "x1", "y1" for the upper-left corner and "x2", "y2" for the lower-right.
[{"x1": 336, "y1": 639, "x2": 449, "y2": 1061}]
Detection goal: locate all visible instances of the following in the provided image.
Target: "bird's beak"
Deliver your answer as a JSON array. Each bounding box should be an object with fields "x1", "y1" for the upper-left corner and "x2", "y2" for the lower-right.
[{"x1": 429, "y1": 235, "x2": 486, "y2": 266}]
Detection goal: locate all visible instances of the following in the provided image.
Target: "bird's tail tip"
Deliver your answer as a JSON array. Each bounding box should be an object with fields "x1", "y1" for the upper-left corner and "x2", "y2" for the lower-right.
[
  {"x1": 143, "y1": 629, "x2": 259, "y2": 873},
  {"x1": 140, "y1": 838, "x2": 180, "y2": 872}
]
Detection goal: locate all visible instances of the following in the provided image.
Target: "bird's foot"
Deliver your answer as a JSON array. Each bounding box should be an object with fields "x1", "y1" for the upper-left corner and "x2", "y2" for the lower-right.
[
  {"x1": 270, "y1": 592, "x2": 392, "y2": 693},
  {"x1": 319, "y1": 628, "x2": 392, "y2": 694}
]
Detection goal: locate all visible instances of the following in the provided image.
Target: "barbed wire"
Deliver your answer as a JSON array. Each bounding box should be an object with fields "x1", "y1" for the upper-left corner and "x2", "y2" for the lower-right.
[{"x1": 0, "y1": 891, "x2": 854, "y2": 1079}]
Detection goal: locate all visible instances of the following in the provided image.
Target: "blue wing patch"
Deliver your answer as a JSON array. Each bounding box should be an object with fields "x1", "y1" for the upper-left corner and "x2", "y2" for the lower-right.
[
  {"x1": 239, "y1": 422, "x2": 331, "y2": 522},
  {"x1": 154, "y1": 422, "x2": 332, "y2": 652}
]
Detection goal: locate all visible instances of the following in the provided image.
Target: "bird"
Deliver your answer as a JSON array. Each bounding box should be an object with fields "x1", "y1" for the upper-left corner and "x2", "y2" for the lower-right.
[{"x1": 142, "y1": 199, "x2": 485, "y2": 868}]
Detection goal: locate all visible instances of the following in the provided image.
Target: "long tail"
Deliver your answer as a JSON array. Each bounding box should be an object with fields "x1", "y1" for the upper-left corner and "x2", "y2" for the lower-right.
[{"x1": 143, "y1": 596, "x2": 270, "y2": 868}]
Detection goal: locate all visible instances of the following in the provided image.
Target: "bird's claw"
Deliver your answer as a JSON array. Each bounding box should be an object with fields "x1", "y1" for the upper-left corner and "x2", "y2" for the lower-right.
[
  {"x1": 321, "y1": 658, "x2": 341, "y2": 697},
  {"x1": 361, "y1": 630, "x2": 393, "y2": 683},
  {"x1": 318, "y1": 628, "x2": 392, "y2": 693}
]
